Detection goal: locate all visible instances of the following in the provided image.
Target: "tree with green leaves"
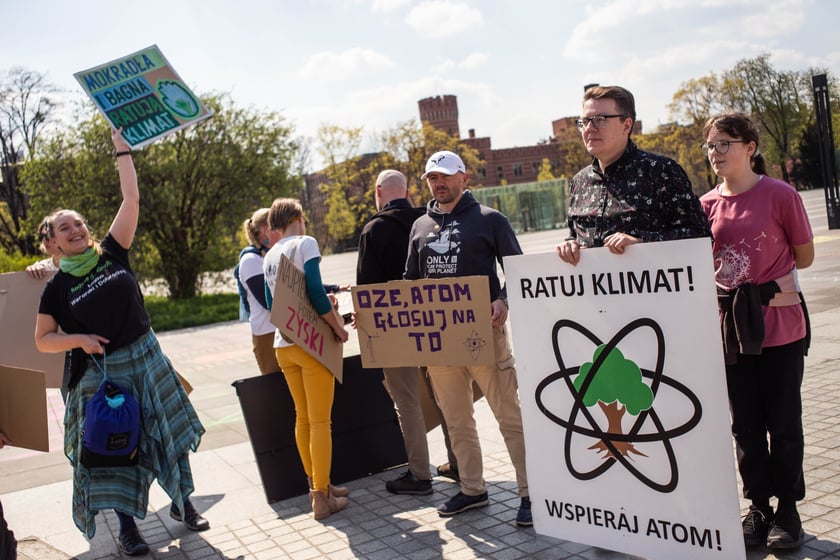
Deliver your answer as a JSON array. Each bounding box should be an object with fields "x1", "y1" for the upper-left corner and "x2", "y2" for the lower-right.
[
  {"x1": 378, "y1": 119, "x2": 482, "y2": 204},
  {"x1": 0, "y1": 67, "x2": 59, "y2": 254},
  {"x1": 313, "y1": 124, "x2": 383, "y2": 251},
  {"x1": 669, "y1": 55, "x2": 834, "y2": 186},
  {"x1": 309, "y1": 119, "x2": 484, "y2": 253},
  {"x1": 24, "y1": 94, "x2": 299, "y2": 298},
  {"x1": 721, "y1": 53, "x2": 816, "y2": 183},
  {"x1": 552, "y1": 124, "x2": 591, "y2": 179},
  {"x1": 635, "y1": 123, "x2": 712, "y2": 195},
  {"x1": 573, "y1": 344, "x2": 654, "y2": 459},
  {"x1": 668, "y1": 74, "x2": 731, "y2": 191}
]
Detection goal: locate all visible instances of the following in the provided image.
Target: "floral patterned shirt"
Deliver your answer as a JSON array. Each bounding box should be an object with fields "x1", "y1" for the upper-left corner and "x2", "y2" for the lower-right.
[{"x1": 567, "y1": 140, "x2": 711, "y2": 247}]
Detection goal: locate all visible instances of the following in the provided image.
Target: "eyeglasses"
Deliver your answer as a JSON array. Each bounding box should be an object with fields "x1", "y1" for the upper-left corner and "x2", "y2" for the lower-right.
[
  {"x1": 575, "y1": 114, "x2": 625, "y2": 130},
  {"x1": 702, "y1": 140, "x2": 746, "y2": 154}
]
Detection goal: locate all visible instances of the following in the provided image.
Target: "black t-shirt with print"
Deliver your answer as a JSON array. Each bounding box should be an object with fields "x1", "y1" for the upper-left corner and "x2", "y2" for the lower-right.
[{"x1": 39, "y1": 233, "x2": 151, "y2": 352}]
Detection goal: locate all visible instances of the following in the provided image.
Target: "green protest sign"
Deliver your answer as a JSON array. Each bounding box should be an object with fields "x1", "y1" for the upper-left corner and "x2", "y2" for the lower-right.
[{"x1": 74, "y1": 44, "x2": 212, "y2": 148}]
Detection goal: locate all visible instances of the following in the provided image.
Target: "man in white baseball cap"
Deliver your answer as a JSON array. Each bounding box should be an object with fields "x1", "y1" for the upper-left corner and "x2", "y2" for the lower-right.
[
  {"x1": 420, "y1": 150, "x2": 466, "y2": 180},
  {"x1": 404, "y1": 149, "x2": 532, "y2": 527}
]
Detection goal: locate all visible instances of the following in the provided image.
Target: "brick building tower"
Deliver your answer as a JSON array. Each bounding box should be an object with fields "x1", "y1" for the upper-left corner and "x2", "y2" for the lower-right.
[{"x1": 418, "y1": 95, "x2": 460, "y2": 138}]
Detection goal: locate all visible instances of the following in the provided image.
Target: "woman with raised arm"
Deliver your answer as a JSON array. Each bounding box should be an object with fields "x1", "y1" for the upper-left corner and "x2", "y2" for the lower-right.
[{"x1": 35, "y1": 128, "x2": 208, "y2": 556}]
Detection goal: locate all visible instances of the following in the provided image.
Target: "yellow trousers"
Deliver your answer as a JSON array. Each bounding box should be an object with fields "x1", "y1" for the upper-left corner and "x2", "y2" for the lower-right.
[{"x1": 275, "y1": 345, "x2": 336, "y2": 492}]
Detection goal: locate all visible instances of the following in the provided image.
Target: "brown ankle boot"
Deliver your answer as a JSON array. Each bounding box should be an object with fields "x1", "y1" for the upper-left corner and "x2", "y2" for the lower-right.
[
  {"x1": 310, "y1": 489, "x2": 348, "y2": 520},
  {"x1": 330, "y1": 484, "x2": 349, "y2": 497},
  {"x1": 308, "y1": 476, "x2": 349, "y2": 498}
]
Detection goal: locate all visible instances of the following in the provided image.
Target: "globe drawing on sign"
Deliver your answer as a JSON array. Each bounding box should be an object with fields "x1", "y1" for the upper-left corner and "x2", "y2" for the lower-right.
[
  {"x1": 535, "y1": 318, "x2": 702, "y2": 493},
  {"x1": 157, "y1": 81, "x2": 200, "y2": 118}
]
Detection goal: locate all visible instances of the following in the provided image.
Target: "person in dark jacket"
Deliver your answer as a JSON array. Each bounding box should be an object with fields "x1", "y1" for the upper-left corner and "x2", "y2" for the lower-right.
[
  {"x1": 405, "y1": 151, "x2": 531, "y2": 527},
  {"x1": 356, "y1": 170, "x2": 459, "y2": 496},
  {"x1": 557, "y1": 85, "x2": 710, "y2": 265}
]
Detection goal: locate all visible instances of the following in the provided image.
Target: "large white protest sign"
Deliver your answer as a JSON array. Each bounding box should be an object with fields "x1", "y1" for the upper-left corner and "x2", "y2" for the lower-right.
[{"x1": 505, "y1": 238, "x2": 744, "y2": 560}]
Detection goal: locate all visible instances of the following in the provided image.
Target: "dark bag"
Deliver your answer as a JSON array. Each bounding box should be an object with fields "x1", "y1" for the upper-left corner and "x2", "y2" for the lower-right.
[{"x1": 80, "y1": 355, "x2": 140, "y2": 468}]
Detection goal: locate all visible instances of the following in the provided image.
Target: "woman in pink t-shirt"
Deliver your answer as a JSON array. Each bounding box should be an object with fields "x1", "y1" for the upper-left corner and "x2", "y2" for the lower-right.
[{"x1": 700, "y1": 113, "x2": 814, "y2": 551}]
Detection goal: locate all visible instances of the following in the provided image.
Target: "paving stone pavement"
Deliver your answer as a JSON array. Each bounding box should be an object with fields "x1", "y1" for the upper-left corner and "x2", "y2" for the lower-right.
[{"x1": 3, "y1": 188, "x2": 839, "y2": 559}]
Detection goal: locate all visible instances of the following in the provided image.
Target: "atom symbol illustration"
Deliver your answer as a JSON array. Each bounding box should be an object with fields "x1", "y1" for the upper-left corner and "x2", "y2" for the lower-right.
[
  {"x1": 535, "y1": 318, "x2": 702, "y2": 493},
  {"x1": 463, "y1": 330, "x2": 487, "y2": 360}
]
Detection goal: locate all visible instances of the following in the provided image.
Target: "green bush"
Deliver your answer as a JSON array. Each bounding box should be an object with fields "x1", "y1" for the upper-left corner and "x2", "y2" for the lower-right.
[
  {"x1": 145, "y1": 293, "x2": 239, "y2": 332},
  {"x1": 0, "y1": 253, "x2": 43, "y2": 274}
]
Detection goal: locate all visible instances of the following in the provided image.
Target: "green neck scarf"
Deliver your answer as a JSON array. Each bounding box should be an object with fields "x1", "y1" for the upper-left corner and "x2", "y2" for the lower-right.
[{"x1": 60, "y1": 247, "x2": 99, "y2": 277}]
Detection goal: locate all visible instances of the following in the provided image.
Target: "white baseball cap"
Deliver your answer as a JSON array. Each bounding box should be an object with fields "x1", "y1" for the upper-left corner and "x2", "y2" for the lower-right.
[{"x1": 421, "y1": 150, "x2": 466, "y2": 180}]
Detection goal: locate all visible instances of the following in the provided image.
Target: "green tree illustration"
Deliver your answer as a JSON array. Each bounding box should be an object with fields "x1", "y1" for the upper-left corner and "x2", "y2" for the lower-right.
[{"x1": 573, "y1": 344, "x2": 654, "y2": 458}]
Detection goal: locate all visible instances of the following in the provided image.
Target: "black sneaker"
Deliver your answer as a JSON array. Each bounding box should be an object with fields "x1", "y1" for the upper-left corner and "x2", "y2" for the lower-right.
[
  {"x1": 742, "y1": 505, "x2": 773, "y2": 547},
  {"x1": 170, "y1": 501, "x2": 210, "y2": 532},
  {"x1": 117, "y1": 526, "x2": 149, "y2": 556},
  {"x1": 516, "y1": 496, "x2": 533, "y2": 527},
  {"x1": 385, "y1": 470, "x2": 433, "y2": 495},
  {"x1": 767, "y1": 507, "x2": 803, "y2": 550},
  {"x1": 438, "y1": 491, "x2": 489, "y2": 516},
  {"x1": 436, "y1": 462, "x2": 460, "y2": 482}
]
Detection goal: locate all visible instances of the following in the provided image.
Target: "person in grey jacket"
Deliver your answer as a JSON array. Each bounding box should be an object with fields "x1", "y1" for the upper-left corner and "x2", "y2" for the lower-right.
[{"x1": 404, "y1": 151, "x2": 531, "y2": 527}]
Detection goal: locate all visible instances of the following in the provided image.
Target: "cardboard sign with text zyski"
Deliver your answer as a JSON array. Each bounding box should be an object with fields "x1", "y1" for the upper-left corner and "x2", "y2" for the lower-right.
[
  {"x1": 0, "y1": 364, "x2": 49, "y2": 452},
  {"x1": 352, "y1": 276, "x2": 494, "y2": 368},
  {"x1": 0, "y1": 271, "x2": 64, "y2": 388},
  {"x1": 270, "y1": 254, "x2": 344, "y2": 382}
]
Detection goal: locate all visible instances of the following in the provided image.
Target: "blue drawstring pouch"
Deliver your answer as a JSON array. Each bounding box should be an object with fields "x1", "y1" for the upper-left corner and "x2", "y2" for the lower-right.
[{"x1": 80, "y1": 356, "x2": 140, "y2": 468}]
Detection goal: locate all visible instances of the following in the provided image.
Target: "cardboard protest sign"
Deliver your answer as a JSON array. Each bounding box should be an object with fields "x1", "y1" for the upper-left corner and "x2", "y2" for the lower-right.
[
  {"x1": 351, "y1": 276, "x2": 494, "y2": 368},
  {"x1": 504, "y1": 238, "x2": 744, "y2": 560},
  {"x1": 0, "y1": 271, "x2": 64, "y2": 388},
  {"x1": 270, "y1": 254, "x2": 344, "y2": 382},
  {"x1": 0, "y1": 365, "x2": 49, "y2": 452},
  {"x1": 74, "y1": 45, "x2": 212, "y2": 149}
]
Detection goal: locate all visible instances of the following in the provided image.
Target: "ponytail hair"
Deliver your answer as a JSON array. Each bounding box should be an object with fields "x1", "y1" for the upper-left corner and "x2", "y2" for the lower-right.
[
  {"x1": 751, "y1": 151, "x2": 768, "y2": 176},
  {"x1": 243, "y1": 208, "x2": 270, "y2": 247}
]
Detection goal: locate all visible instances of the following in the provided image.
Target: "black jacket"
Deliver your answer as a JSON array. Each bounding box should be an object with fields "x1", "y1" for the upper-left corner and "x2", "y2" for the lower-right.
[{"x1": 356, "y1": 198, "x2": 424, "y2": 285}]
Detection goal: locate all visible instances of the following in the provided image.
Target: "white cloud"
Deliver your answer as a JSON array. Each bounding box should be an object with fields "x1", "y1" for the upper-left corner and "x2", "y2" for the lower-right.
[
  {"x1": 370, "y1": 0, "x2": 411, "y2": 12},
  {"x1": 405, "y1": 1, "x2": 484, "y2": 37},
  {"x1": 460, "y1": 52, "x2": 488, "y2": 69},
  {"x1": 293, "y1": 76, "x2": 502, "y2": 167},
  {"x1": 297, "y1": 48, "x2": 394, "y2": 83},
  {"x1": 351, "y1": 0, "x2": 411, "y2": 12},
  {"x1": 429, "y1": 52, "x2": 489, "y2": 73},
  {"x1": 434, "y1": 59, "x2": 458, "y2": 73},
  {"x1": 563, "y1": 0, "x2": 806, "y2": 62}
]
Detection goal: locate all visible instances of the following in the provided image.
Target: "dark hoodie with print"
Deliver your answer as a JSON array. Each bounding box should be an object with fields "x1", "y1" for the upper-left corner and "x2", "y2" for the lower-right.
[{"x1": 404, "y1": 190, "x2": 521, "y2": 302}]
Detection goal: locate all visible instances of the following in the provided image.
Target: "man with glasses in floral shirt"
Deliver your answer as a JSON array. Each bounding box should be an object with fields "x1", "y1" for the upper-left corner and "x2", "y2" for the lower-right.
[{"x1": 557, "y1": 85, "x2": 710, "y2": 265}]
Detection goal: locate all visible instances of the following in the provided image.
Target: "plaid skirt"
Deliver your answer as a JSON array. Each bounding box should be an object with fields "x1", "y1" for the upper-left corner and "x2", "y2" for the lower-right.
[{"x1": 64, "y1": 330, "x2": 205, "y2": 537}]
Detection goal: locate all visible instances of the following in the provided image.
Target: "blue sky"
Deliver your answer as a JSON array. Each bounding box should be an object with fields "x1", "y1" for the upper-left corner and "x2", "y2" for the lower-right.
[{"x1": 5, "y1": 0, "x2": 839, "y2": 170}]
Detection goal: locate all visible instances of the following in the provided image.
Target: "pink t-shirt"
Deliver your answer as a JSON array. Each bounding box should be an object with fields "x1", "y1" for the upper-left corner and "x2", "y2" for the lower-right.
[{"x1": 701, "y1": 176, "x2": 813, "y2": 348}]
